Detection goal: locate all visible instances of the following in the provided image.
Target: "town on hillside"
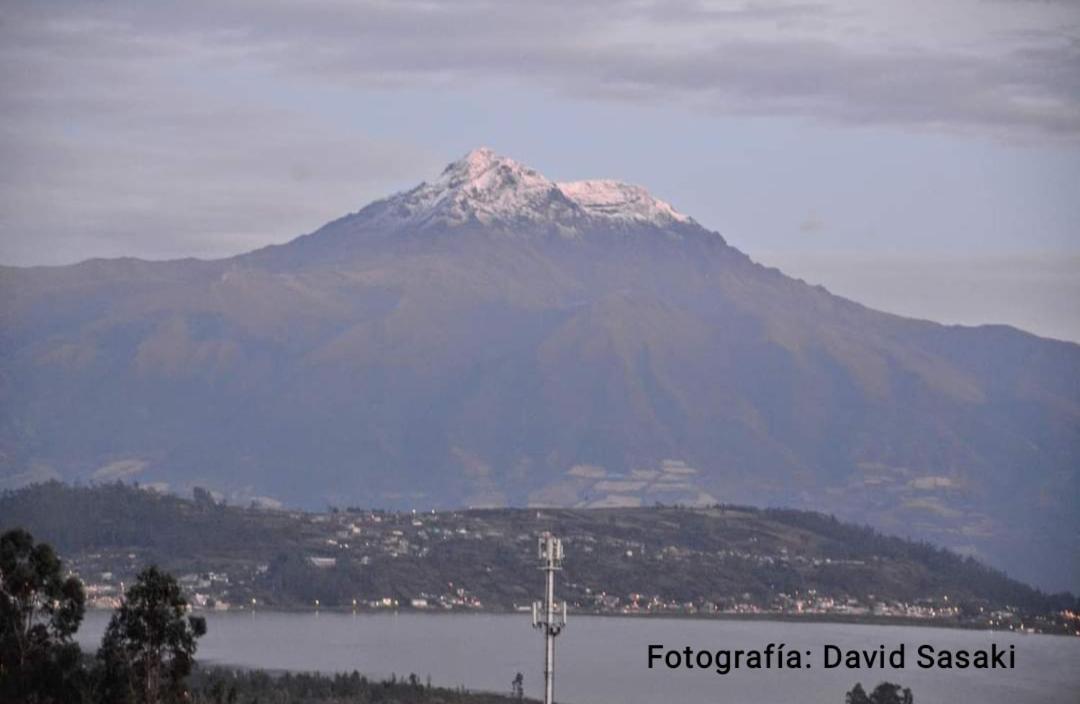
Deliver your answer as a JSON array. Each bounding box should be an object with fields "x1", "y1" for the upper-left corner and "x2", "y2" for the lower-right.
[{"x1": 6, "y1": 483, "x2": 1074, "y2": 637}]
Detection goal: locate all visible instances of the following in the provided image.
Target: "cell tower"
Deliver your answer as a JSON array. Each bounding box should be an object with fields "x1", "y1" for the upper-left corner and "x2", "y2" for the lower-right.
[{"x1": 532, "y1": 532, "x2": 567, "y2": 704}]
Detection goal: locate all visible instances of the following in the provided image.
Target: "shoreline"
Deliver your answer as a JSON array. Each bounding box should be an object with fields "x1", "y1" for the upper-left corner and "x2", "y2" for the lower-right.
[{"x1": 82, "y1": 604, "x2": 1071, "y2": 637}]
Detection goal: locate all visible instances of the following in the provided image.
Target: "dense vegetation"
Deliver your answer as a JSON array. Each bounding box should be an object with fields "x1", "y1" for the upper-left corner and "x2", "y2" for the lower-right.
[
  {"x1": 1, "y1": 482, "x2": 1074, "y2": 619},
  {"x1": 845, "y1": 682, "x2": 914, "y2": 704},
  {"x1": 187, "y1": 669, "x2": 535, "y2": 704},
  {"x1": 1, "y1": 529, "x2": 207, "y2": 703},
  {"x1": 0, "y1": 529, "x2": 86, "y2": 702},
  {"x1": 758, "y1": 508, "x2": 1074, "y2": 612},
  {"x1": 0, "y1": 528, "x2": 537, "y2": 704},
  {"x1": 187, "y1": 670, "x2": 910, "y2": 704}
]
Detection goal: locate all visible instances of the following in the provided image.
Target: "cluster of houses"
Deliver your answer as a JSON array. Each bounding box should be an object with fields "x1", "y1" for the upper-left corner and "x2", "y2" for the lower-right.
[{"x1": 62, "y1": 505, "x2": 1074, "y2": 636}]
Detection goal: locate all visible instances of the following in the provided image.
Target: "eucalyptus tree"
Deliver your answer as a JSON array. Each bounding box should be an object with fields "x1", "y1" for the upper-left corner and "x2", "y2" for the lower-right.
[
  {"x1": 96, "y1": 566, "x2": 207, "y2": 704},
  {"x1": 0, "y1": 528, "x2": 86, "y2": 703}
]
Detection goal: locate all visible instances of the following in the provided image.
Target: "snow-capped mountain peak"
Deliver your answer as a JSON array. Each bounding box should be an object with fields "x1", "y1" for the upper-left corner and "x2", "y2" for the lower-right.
[
  {"x1": 557, "y1": 179, "x2": 691, "y2": 225},
  {"x1": 368, "y1": 148, "x2": 693, "y2": 233}
]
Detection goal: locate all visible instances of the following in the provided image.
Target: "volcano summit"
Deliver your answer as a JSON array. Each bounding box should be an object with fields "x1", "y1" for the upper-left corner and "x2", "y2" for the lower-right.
[
  {"x1": 2, "y1": 148, "x2": 1078, "y2": 590},
  {"x1": 361, "y1": 147, "x2": 693, "y2": 232}
]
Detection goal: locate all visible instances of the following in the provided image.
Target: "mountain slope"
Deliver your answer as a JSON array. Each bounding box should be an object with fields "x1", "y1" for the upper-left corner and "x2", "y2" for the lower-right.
[{"x1": 2, "y1": 148, "x2": 1078, "y2": 591}]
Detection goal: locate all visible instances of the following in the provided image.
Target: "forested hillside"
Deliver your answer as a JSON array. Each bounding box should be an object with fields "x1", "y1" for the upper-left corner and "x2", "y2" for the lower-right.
[{"x1": 2, "y1": 482, "x2": 1074, "y2": 632}]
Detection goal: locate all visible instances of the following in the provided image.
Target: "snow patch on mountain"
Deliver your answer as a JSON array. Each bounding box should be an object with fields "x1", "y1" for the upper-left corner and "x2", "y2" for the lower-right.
[
  {"x1": 367, "y1": 147, "x2": 693, "y2": 232},
  {"x1": 556, "y1": 179, "x2": 691, "y2": 225}
]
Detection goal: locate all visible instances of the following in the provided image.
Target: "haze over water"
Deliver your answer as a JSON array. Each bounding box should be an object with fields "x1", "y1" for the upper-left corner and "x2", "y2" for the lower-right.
[{"x1": 76, "y1": 612, "x2": 1080, "y2": 704}]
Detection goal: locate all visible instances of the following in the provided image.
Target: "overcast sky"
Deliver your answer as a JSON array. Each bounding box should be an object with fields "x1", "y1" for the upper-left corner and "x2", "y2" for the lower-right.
[{"x1": 2, "y1": 0, "x2": 1078, "y2": 340}]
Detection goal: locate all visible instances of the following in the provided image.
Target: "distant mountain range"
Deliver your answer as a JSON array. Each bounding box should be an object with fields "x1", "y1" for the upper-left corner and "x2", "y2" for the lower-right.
[{"x1": 2, "y1": 148, "x2": 1078, "y2": 591}]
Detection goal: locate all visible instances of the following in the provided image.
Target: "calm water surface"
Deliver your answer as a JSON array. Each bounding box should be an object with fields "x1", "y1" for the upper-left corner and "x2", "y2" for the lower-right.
[{"x1": 78, "y1": 612, "x2": 1080, "y2": 703}]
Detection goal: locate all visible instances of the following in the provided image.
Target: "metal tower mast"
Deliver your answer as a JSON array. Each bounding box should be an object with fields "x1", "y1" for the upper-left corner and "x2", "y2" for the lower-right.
[{"x1": 532, "y1": 532, "x2": 567, "y2": 704}]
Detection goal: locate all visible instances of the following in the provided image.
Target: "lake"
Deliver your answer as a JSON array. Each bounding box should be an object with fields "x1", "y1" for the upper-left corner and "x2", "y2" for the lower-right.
[{"x1": 77, "y1": 611, "x2": 1080, "y2": 703}]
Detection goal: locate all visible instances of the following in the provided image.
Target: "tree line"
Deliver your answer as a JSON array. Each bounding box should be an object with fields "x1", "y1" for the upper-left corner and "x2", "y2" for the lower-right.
[
  {"x1": 0, "y1": 528, "x2": 205, "y2": 703},
  {"x1": 0, "y1": 528, "x2": 537, "y2": 703}
]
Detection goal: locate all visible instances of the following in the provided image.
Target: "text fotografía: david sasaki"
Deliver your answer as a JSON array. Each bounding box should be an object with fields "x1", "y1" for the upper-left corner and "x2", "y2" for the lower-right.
[{"x1": 647, "y1": 643, "x2": 1016, "y2": 675}]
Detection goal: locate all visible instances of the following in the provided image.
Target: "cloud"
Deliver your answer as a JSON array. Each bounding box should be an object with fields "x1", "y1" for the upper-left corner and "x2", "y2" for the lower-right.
[
  {"x1": 5, "y1": 1, "x2": 1079, "y2": 137},
  {"x1": 83, "y1": 1, "x2": 1080, "y2": 139},
  {"x1": 1, "y1": 0, "x2": 1078, "y2": 264},
  {"x1": 0, "y1": 6, "x2": 443, "y2": 263}
]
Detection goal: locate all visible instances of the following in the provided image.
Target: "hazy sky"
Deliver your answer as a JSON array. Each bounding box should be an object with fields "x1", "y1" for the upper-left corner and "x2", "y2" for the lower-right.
[{"x1": 2, "y1": 0, "x2": 1078, "y2": 340}]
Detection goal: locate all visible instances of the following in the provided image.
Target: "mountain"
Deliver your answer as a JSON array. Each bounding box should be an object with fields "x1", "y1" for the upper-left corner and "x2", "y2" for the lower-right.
[{"x1": 2, "y1": 148, "x2": 1078, "y2": 591}]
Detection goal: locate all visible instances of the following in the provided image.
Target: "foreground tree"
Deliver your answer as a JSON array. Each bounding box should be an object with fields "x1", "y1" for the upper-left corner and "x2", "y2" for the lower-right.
[
  {"x1": 0, "y1": 528, "x2": 86, "y2": 703},
  {"x1": 96, "y1": 566, "x2": 207, "y2": 704},
  {"x1": 846, "y1": 682, "x2": 914, "y2": 704}
]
